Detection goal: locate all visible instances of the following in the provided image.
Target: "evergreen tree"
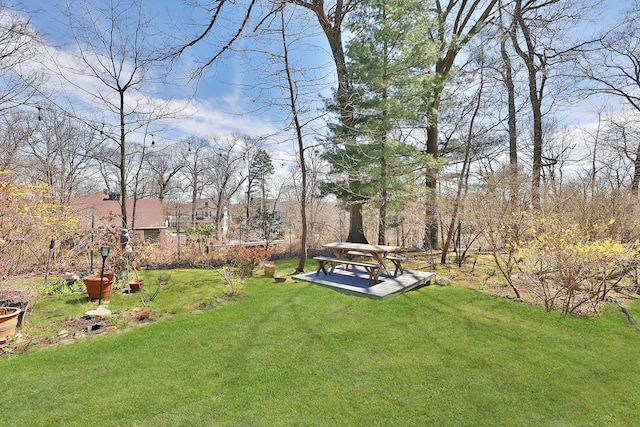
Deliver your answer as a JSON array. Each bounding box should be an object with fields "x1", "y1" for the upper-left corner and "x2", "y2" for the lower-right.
[
  {"x1": 246, "y1": 149, "x2": 275, "y2": 227},
  {"x1": 323, "y1": 0, "x2": 438, "y2": 244}
]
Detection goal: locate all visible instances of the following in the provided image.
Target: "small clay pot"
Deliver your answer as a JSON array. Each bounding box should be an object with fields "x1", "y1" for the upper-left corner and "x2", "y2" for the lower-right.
[
  {"x1": 264, "y1": 263, "x2": 276, "y2": 277},
  {"x1": 129, "y1": 280, "x2": 144, "y2": 292}
]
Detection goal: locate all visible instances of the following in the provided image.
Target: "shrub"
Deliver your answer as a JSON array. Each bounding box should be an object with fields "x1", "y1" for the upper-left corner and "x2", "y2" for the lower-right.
[
  {"x1": 516, "y1": 216, "x2": 638, "y2": 315},
  {"x1": 40, "y1": 279, "x2": 84, "y2": 296},
  {"x1": 0, "y1": 172, "x2": 80, "y2": 276},
  {"x1": 226, "y1": 246, "x2": 269, "y2": 277},
  {"x1": 80, "y1": 214, "x2": 156, "y2": 282}
]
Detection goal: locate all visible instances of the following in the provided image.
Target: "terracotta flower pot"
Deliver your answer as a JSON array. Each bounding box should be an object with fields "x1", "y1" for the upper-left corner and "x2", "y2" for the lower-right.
[
  {"x1": 1, "y1": 301, "x2": 29, "y2": 327},
  {"x1": 264, "y1": 263, "x2": 276, "y2": 277},
  {"x1": 0, "y1": 306, "x2": 21, "y2": 340},
  {"x1": 129, "y1": 279, "x2": 144, "y2": 292},
  {"x1": 83, "y1": 273, "x2": 116, "y2": 301}
]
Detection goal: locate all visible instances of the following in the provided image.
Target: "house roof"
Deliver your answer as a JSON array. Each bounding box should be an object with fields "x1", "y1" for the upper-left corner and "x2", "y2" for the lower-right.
[{"x1": 72, "y1": 193, "x2": 166, "y2": 230}]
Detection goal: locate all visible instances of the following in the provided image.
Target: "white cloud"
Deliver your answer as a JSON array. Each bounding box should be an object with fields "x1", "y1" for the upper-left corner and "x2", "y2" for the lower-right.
[{"x1": 11, "y1": 3, "x2": 274, "y2": 143}]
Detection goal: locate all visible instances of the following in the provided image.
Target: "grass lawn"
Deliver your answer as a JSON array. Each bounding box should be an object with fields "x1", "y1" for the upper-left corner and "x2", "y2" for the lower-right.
[{"x1": 1, "y1": 259, "x2": 639, "y2": 426}]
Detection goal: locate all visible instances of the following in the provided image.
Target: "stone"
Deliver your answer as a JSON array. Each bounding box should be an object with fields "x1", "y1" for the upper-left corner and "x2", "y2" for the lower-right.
[
  {"x1": 85, "y1": 305, "x2": 112, "y2": 318},
  {"x1": 435, "y1": 276, "x2": 452, "y2": 286},
  {"x1": 64, "y1": 272, "x2": 81, "y2": 284}
]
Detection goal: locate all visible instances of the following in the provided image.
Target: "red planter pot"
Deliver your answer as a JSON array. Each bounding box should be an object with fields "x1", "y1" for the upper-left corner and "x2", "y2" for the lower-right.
[
  {"x1": 129, "y1": 279, "x2": 144, "y2": 292},
  {"x1": 83, "y1": 273, "x2": 116, "y2": 301},
  {"x1": 0, "y1": 307, "x2": 21, "y2": 340}
]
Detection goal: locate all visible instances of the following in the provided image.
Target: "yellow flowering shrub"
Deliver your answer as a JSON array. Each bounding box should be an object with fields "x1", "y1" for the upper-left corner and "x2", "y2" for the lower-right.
[
  {"x1": 515, "y1": 214, "x2": 638, "y2": 315},
  {"x1": 0, "y1": 171, "x2": 80, "y2": 276}
]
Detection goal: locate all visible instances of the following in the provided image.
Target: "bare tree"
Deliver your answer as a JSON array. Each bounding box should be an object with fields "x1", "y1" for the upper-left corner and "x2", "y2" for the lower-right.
[
  {"x1": 202, "y1": 134, "x2": 247, "y2": 238},
  {"x1": 0, "y1": 4, "x2": 42, "y2": 113},
  {"x1": 180, "y1": 136, "x2": 213, "y2": 228},
  {"x1": 144, "y1": 145, "x2": 185, "y2": 202},
  {"x1": 440, "y1": 50, "x2": 487, "y2": 263},
  {"x1": 420, "y1": 0, "x2": 499, "y2": 249},
  {"x1": 16, "y1": 107, "x2": 101, "y2": 204},
  {"x1": 0, "y1": 3, "x2": 45, "y2": 175},
  {"x1": 278, "y1": 8, "x2": 311, "y2": 271},
  {"x1": 579, "y1": 1, "x2": 640, "y2": 193},
  {"x1": 597, "y1": 114, "x2": 640, "y2": 192},
  {"x1": 231, "y1": 4, "x2": 329, "y2": 267},
  {"x1": 0, "y1": 113, "x2": 25, "y2": 172},
  {"x1": 57, "y1": 0, "x2": 175, "y2": 228},
  {"x1": 507, "y1": 0, "x2": 599, "y2": 206}
]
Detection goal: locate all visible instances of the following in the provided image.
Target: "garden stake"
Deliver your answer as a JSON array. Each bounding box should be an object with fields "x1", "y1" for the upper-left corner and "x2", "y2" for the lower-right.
[
  {"x1": 98, "y1": 245, "x2": 110, "y2": 305},
  {"x1": 471, "y1": 246, "x2": 482, "y2": 272},
  {"x1": 44, "y1": 239, "x2": 55, "y2": 286}
]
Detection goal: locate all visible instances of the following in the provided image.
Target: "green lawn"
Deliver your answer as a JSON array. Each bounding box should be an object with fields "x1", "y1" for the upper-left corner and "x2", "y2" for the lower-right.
[{"x1": 1, "y1": 260, "x2": 639, "y2": 426}]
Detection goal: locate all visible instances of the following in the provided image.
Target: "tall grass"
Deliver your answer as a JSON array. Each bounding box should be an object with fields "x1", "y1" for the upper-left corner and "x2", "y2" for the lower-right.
[{"x1": 1, "y1": 263, "x2": 639, "y2": 426}]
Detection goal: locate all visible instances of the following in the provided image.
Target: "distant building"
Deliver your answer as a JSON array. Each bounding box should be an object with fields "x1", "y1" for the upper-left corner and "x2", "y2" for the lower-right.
[
  {"x1": 72, "y1": 192, "x2": 167, "y2": 247},
  {"x1": 194, "y1": 200, "x2": 216, "y2": 223},
  {"x1": 165, "y1": 200, "x2": 217, "y2": 229}
]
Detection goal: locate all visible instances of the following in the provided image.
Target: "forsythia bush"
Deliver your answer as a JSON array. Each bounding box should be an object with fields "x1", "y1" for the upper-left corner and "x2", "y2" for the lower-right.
[
  {"x1": 0, "y1": 171, "x2": 80, "y2": 276},
  {"x1": 515, "y1": 214, "x2": 638, "y2": 315}
]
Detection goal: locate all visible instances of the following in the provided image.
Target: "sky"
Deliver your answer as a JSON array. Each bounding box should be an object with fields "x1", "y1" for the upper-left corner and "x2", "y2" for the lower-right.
[
  {"x1": 8, "y1": 0, "x2": 333, "y2": 172},
  {"x1": 6, "y1": 0, "x2": 634, "y2": 173}
]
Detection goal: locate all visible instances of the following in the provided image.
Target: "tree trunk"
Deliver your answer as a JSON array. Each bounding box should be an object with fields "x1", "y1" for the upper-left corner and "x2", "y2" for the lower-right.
[
  {"x1": 500, "y1": 12, "x2": 518, "y2": 170},
  {"x1": 632, "y1": 138, "x2": 640, "y2": 193},
  {"x1": 303, "y1": 0, "x2": 367, "y2": 243},
  {"x1": 423, "y1": 98, "x2": 439, "y2": 250},
  {"x1": 378, "y1": 59, "x2": 388, "y2": 246},
  {"x1": 279, "y1": 10, "x2": 308, "y2": 272},
  {"x1": 512, "y1": 0, "x2": 544, "y2": 208},
  {"x1": 119, "y1": 90, "x2": 127, "y2": 229},
  {"x1": 530, "y1": 92, "x2": 543, "y2": 207},
  {"x1": 347, "y1": 201, "x2": 367, "y2": 243},
  {"x1": 378, "y1": 151, "x2": 387, "y2": 245},
  {"x1": 501, "y1": 20, "x2": 519, "y2": 203},
  {"x1": 191, "y1": 177, "x2": 198, "y2": 228}
]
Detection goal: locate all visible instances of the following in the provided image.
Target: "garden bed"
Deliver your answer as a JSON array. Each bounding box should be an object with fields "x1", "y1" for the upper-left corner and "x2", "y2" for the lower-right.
[{"x1": 0, "y1": 306, "x2": 156, "y2": 357}]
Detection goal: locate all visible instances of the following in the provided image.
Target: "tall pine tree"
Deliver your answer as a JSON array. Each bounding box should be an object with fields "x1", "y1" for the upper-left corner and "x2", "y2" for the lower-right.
[{"x1": 323, "y1": 0, "x2": 438, "y2": 244}]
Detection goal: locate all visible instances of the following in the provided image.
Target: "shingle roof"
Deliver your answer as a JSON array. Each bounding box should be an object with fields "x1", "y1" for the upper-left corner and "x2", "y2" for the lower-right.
[{"x1": 72, "y1": 193, "x2": 166, "y2": 230}]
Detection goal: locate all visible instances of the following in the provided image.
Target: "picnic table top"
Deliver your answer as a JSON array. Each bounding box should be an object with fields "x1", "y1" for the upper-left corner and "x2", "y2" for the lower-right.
[{"x1": 322, "y1": 242, "x2": 401, "y2": 253}]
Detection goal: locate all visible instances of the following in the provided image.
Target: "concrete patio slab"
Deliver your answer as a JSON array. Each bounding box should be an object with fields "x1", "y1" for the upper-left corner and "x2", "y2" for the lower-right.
[{"x1": 292, "y1": 266, "x2": 435, "y2": 299}]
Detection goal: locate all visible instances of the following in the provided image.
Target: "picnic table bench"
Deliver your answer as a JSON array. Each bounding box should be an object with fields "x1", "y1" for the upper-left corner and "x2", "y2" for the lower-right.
[
  {"x1": 322, "y1": 242, "x2": 402, "y2": 278},
  {"x1": 313, "y1": 255, "x2": 382, "y2": 285},
  {"x1": 347, "y1": 250, "x2": 406, "y2": 276}
]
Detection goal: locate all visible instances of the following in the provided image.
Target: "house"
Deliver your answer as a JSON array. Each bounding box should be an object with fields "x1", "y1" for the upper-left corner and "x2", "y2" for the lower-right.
[
  {"x1": 165, "y1": 200, "x2": 217, "y2": 229},
  {"x1": 193, "y1": 200, "x2": 216, "y2": 223},
  {"x1": 72, "y1": 192, "x2": 167, "y2": 247}
]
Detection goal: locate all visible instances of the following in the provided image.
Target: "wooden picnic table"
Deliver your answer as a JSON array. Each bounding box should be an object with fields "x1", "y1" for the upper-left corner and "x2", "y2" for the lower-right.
[{"x1": 322, "y1": 242, "x2": 402, "y2": 277}]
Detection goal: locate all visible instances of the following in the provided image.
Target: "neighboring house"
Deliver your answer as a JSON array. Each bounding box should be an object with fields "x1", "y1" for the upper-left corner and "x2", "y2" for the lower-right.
[
  {"x1": 193, "y1": 200, "x2": 216, "y2": 223},
  {"x1": 165, "y1": 200, "x2": 217, "y2": 229},
  {"x1": 72, "y1": 192, "x2": 167, "y2": 247}
]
